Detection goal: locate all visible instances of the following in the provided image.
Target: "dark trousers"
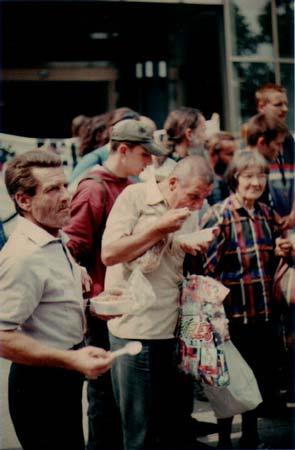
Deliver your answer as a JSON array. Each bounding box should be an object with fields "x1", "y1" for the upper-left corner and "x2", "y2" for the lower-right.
[
  {"x1": 229, "y1": 320, "x2": 280, "y2": 406},
  {"x1": 218, "y1": 321, "x2": 281, "y2": 446},
  {"x1": 86, "y1": 316, "x2": 123, "y2": 450},
  {"x1": 9, "y1": 362, "x2": 85, "y2": 450}
]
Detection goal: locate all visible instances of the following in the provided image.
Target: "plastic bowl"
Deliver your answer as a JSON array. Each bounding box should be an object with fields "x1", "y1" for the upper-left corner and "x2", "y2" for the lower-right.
[
  {"x1": 175, "y1": 227, "x2": 218, "y2": 247},
  {"x1": 90, "y1": 294, "x2": 133, "y2": 315}
]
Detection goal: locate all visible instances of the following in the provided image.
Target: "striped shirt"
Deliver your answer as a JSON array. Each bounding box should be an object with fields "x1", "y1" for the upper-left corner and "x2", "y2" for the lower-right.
[
  {"x1": 260, "y1": 134, "x2": 295, "y2": 216},
  {"x1": 201, "y1": 194, "x2": 282, "y2": 324}
]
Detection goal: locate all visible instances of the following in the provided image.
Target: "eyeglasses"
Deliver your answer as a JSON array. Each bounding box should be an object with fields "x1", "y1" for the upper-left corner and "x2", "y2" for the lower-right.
[{"x1": 238, "y1": 173, "x2": 267, "y2": 181}]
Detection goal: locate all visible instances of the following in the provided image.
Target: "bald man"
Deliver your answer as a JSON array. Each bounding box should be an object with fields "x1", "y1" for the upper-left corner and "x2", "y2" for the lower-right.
[{"x1": 101, "y1": 155, "x2": 214, "y2": 450}]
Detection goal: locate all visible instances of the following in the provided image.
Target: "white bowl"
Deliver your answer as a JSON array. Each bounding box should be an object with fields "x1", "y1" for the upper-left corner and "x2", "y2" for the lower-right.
[
  {"x1": 175, "y1": 227, "x2": 218, "y2": 248},
  {"x1": 90, "y1": 294, "x2": 133, "y2": 315}
]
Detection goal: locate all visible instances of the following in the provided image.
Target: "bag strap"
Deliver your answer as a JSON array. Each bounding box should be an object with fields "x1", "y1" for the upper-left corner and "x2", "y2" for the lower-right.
[{"x1": 78, "y1": 174, "x2": 107, "y2": 210}]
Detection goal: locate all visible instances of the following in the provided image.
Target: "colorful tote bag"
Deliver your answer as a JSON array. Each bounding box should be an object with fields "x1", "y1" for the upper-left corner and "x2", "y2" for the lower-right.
[{"x1": 178, "y1": 274, "x2": 230, "y2": 387}]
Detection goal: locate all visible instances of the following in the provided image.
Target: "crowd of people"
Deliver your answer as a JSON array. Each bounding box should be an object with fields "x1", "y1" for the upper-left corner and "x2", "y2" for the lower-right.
[{"x1": 0, "y1": 82, "x2": 294, "y2": 450}]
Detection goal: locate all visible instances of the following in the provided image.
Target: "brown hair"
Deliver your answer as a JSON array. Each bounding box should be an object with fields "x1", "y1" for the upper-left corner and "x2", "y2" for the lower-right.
[
  {"x1": 226, "y1": 149, "x2": 269, "y2": 192},
  {"x1": 78, "y1": 108, "x2": 140, "y2": 157},
  {"x1": 71, "y1": 114, "x2": 91, "y2": 137},
  {"x1": 246, "y1": 113, "x2": 288, "y2": 147},
  {"x1": 78, "y1": 113, "x2": 109, "y2": 156},
  {"x1": 5, "y1": 150, "x2": 61, "y2": 215},
  {"x1": 255, "y1": 83, "x2": 287, "y2": 108},
  {"x1": 108, "y1": 107, "x2": 140, "y2": 126},
  {"x1": 163, "y1": 107, "x2": 203, "y2": 153},
  {"x1": 205, "y1": 131, "x2": 236, "y2": 155}
]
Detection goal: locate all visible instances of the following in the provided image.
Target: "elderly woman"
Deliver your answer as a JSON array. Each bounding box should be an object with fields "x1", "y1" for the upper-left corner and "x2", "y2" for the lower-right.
[{"x1": 201, "y1": 149, "x2": 284, "y2": 449}]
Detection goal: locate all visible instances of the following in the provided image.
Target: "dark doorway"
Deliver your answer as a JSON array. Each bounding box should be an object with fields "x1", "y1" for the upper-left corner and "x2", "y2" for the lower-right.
[
  {"x1": 1, "y1": 81, "x2": 109, "y2": 138},
  {"x1": 1, "y1": 1, "x2": 224, "y2": 137}
]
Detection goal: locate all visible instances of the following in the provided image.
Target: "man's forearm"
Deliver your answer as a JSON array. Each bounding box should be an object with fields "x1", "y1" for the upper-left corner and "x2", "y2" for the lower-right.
[
  {"x1": 102, "y1": 207, "x2": 192, "y2": 266},
  {"x1": 102, "y1": 225, "x2": 164, "y2": 266},
  {"x1": 0, "y1": 330, "x2": 76, "y2": 370}
]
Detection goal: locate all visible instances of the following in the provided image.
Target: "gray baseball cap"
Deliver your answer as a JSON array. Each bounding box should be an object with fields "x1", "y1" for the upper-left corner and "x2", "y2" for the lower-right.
[{"x1": 111, "y1": 119, "x2": 166, "y2": 156}]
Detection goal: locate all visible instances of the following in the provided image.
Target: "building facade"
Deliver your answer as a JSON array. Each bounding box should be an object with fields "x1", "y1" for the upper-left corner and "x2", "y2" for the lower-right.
[{"x1": 1, "y1": 0, "x2": 294, "y2": 137}]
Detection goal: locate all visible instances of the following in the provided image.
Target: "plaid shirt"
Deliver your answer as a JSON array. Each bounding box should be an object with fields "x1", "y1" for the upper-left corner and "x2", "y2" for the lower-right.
[
  {"x1": 201, "y1": 194, "x2": 282, "y2": 324},
  {"x1": 273, "y1": 252, "x2": 295, "y2": 306}
]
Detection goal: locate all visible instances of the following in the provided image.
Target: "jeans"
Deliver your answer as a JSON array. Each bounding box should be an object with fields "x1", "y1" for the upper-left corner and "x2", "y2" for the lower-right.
[
  {"x1": 109, "y1": 333, "x2": 185, "y2": 450},
  {"x1": 87, "y1": 371, "x2": 123, "y2": 450},
  {"x1": 9, "y1": 362, "x2": 85, "y2": 450}
]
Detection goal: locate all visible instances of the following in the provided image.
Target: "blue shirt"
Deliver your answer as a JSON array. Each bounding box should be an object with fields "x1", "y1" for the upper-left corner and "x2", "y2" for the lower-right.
[
  {"x1": 0, "y1": 220, "x2": 6, "y2": 250},
  {"x1": 70, "y1": 144, "x2": 110, "y2": 183}
]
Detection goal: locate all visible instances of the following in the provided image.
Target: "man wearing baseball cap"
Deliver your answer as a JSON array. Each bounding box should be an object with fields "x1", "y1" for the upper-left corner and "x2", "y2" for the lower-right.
[
  {"x1": 110, "y1": 118, "x2": 165, "y2": 157},
  {"x1": 65, "y1": 118, "x2": 164, "y2": 450}
]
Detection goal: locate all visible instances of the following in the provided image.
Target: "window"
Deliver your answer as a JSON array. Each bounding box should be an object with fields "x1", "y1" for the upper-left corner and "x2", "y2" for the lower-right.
[
  {"x1": 230, "y1": 0, "x2": 273, "y2": 58},
  {"x1": 225, "y1": 0, "x2": 294, "y2": 132}
]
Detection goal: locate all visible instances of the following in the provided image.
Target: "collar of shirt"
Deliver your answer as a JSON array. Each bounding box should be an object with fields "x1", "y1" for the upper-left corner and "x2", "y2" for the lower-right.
[
  {"x1": 15, "y1": 216, "x2": 68, "y2": 247},
  {"x1": 228, "y1": 193, "x2": 262, "y2": 219},
  {"x1": 145, "y1": 179, "x2": 167, "y2": 207}
]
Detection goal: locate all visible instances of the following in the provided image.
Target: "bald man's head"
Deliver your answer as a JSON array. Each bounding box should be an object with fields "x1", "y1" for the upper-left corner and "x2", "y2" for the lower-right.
[
  {"x1": 161, "y1": 155, "x2": 214, "y2": 210},
  {"x1": 170, "y1": 155, "x2": 214, "y2": 186}
]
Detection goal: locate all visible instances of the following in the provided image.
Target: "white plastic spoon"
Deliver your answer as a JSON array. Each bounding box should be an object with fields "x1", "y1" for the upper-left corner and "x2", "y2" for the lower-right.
[{"x1": 110, "y1": 341, "x2": 142, "y2": 360}]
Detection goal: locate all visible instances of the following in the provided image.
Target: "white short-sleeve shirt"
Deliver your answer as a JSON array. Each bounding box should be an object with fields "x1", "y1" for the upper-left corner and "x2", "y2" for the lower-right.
[
  {"x1": 102, "y1": 180, "x2": 196, "y2": 339},
  {"x1": 0, "y1": 216, "x2": 85, "y2": 349}
]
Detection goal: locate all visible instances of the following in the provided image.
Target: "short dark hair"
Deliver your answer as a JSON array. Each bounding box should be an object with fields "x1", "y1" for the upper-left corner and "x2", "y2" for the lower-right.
[
  {"x1": 255, "y1": 83, "x2": 287, "y2": 108},
  {"x1": 109, "y1": 141, "x2": 138, "y2": 153},
  {"x1": 5, "y1": 149, "x2": 61, "y2": 215},
  {"x1": 226, "y1": 149, "x2": 269, "y2": 192},
  {"x1": 246, "y1": 113, "x2": 288, "y2": 147}
]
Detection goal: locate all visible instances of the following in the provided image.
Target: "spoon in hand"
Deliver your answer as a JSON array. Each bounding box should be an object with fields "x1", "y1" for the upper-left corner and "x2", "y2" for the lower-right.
[{"x1": 110, "y1": 341, "x2": 142, "y2": 360}]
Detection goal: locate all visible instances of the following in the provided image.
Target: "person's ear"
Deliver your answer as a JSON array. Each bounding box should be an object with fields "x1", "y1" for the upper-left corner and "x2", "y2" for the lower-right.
[
  {"x1": 14, "y1": 192, "x2": 33, "y2": 212},
  {"x1": 168, "y1": 176, "x2": 178, "y2": 191},
  {"x1": 184, "y1": 128, "x2": 193, "y2": 143},
  {"x1": 257, "y1": 136, "x2": 266, "y2": 150},
  {"x1": 257, "y1": 100, "x2": 267, "y2": 113},
  {"x1": 117, "y1": 143, "x2": 129, "y2": 156}
]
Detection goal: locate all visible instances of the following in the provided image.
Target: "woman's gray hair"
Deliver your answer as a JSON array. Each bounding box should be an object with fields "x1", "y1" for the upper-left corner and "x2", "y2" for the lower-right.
[{"x1": 226, "y1": 149, "x2": 269, "y2": 192}]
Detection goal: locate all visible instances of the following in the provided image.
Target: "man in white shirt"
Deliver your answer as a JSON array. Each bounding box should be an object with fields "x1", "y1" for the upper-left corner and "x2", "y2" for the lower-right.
[
  {"x1": 0, "y1": 149, "x2": 112, "y2": 450},
  {"x1": 101, "y1": 155, "x2": 214, "y2": 450}
]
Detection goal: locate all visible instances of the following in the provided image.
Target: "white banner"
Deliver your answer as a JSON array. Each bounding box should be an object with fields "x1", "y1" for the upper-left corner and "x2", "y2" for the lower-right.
[{"x1": 0, "y1": 133, "x2": 80, "y2": 237}]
